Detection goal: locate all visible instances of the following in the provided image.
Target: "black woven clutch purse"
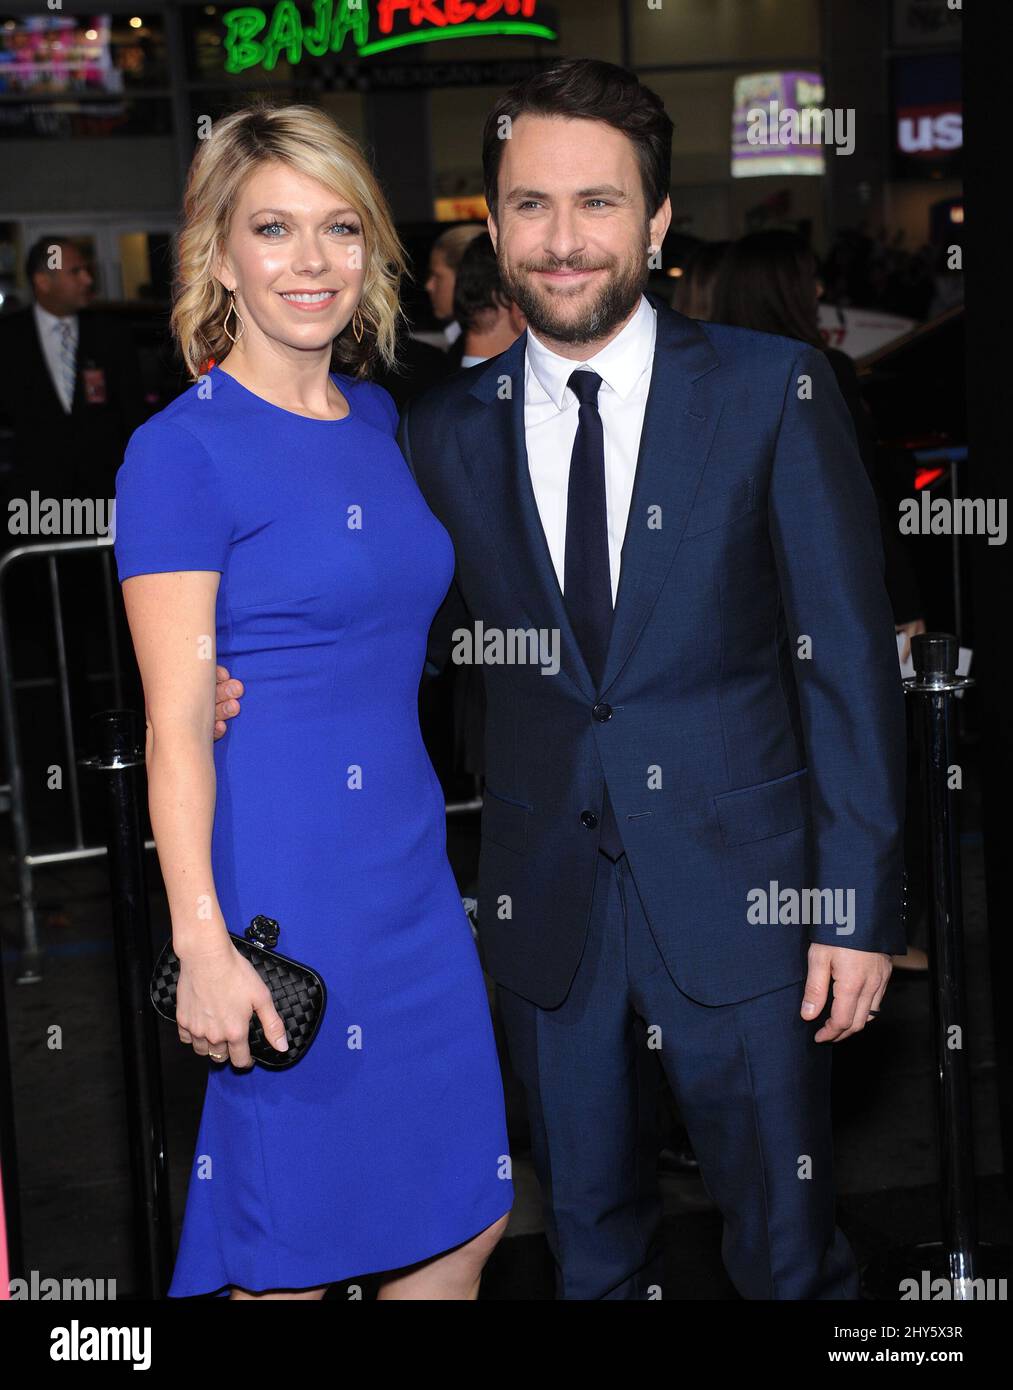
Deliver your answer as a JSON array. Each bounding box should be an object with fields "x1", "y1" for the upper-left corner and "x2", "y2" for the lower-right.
[{"x1": 150, "y1": 914, "x2": 326, "y2": 1070}]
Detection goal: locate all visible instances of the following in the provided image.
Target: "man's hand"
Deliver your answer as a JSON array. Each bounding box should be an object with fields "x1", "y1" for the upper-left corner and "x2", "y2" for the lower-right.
[
  {"x1": 214, "y1": 664, "x2": 243, "y2": 741},
  {"x1": 895, "y1": 617, "x2": 926, "y2": 665},
  {"x1": 801, "y1": 943, "x2": 891, "y2": 1042}
]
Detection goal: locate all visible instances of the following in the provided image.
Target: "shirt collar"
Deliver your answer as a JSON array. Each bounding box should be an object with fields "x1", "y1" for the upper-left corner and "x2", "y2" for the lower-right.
[
  {"x1": 525, "y1": 292, "x2": 656, "y2": 410},
  {"x1": 34, "y1": 301, "x2": 76, "y2": 334}
]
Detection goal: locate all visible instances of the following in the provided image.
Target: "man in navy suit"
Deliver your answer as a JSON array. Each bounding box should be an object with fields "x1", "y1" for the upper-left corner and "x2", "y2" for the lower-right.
[{"x1": 217, "y1": 59, "x2": 906, "y2": 1299}]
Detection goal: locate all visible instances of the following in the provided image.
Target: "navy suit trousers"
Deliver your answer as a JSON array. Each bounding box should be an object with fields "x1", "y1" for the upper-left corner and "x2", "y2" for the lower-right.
[{"x1": 497, "y1": 848, "x2": 860, "y2": 1300}]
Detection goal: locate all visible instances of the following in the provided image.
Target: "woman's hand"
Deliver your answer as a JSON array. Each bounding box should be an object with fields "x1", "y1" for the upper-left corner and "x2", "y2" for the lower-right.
[{"x1": 175, "y1": 937, "x2": 289, "y2": 1069}]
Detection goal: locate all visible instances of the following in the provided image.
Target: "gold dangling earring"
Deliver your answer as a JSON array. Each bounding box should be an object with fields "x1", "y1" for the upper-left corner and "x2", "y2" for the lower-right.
[
  {"x1": 223, "y1": 289, "x2": 245, "y2": 344},
  {"x1": 352, "y1": 306, "x2": 364, "y2": 343}
]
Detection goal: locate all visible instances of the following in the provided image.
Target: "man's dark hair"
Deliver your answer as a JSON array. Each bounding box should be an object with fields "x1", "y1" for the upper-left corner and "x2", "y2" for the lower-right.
[
  {"x1": 482, "y1": 58, "x2": 673, "y2": 223},
  {"x1": 25, "y1": 235, "x2": 81, "y2": 283},
  {"x1": 452, "y1": 232, "x2": 509, "y2": 332}
]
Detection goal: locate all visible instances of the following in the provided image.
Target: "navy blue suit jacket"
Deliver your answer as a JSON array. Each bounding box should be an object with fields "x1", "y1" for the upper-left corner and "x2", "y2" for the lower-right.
[{"x1": 398, "y1": 294, "x2": 906, "y2": 1009}]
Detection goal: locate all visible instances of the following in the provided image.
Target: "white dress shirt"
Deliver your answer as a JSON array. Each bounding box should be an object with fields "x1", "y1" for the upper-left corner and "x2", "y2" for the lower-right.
[
  {"x1": 33, "y1": 301, "x2": 78, "y2": 413},
  {"x1": 524, "y1": 293, "x2": 656, "y2": 607}
]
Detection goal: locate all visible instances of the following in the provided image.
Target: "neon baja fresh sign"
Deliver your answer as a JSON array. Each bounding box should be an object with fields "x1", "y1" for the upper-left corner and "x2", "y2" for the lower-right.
[{"x1": 222, "y1": 0, "x2": 557, "y2": 73}]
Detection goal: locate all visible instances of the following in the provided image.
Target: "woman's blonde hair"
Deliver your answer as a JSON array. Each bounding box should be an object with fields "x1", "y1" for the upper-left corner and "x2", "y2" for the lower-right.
[{"x1": 171, "y1": 102, "x2": 407, "y2": 382}]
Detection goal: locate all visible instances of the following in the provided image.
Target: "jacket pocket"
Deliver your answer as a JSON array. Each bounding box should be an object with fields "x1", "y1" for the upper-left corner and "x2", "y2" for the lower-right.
[
  {"x1": 682, "y1": 476, "x2": 756, "y2": 539},
  {"x1": 713, "y1": 767, "x2": 808, "y2": 847},
  {"x1": 481, "y1": 785, "x2": 530, "y2": 854}
]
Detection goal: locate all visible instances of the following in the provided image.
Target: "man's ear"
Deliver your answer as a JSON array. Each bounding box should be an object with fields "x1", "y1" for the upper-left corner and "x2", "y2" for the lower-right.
[
  {"x1": 649, "y1": 194, "x2": 672, "y2": 259},
  {"x1": 486, "y1": 210, "x2": 498, "y2": 253}
]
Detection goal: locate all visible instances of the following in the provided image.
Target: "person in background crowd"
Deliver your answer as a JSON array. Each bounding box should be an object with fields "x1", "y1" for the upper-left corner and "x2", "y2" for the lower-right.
[
  {"x1": 670, "y1": 239, "x2": 729, "y2": 320},
  {"x1": 416, "y1": 230, "x2": 526, "y2": 807},
  {"x1": 371, "y1": 225, "x2": 492, "y2": 409},
  {"x1": 370, "y1": 318, "x2": 455, "y2": 412},
  {"x1": 452, "y1": 232, "x2": 527, "y2": 367},
  {"x1": 442, "y1": 230, "x2": 527, "y2": 783},
  {"x1": 821, "y1": 226, "x2": 939, "y2": 321},
  {"x1": 711, "y1": 228, "x2": 927, "y2": 975},
  {"x1": 0, "y1": 236, "x2": 146, "y2": 517},
  {"x1": 0, "y1": 236, "x2": 147, "y2": 851},
  {"x1": 424, "y1": 223, "x2": 486, "y2": 368},
  {"x1": 409, "y1": 230, "x2": 524, "y2": 813}
]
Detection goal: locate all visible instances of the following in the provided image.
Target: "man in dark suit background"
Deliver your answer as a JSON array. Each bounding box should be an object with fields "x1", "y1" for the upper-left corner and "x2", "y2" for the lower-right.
[
  {"x1": 0, "y1": 237, "x2": 145, "y2": 840},
  {"x1": 453, "y1": 232, "x2": 527, "y2": 371},
  {"x1": 443, "y1": 232, "x2": 528, "y2": 786},
  {"x1": 423, "y1": 223, "x2": 486, "y2": 372},
  {"x1": 0, "y1": 236, "x2": 145, "y2": 516}
]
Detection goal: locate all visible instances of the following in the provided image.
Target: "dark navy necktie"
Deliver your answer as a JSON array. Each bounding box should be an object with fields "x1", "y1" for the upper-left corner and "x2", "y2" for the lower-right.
[
  {"x1": 563, "y1": 368, "x2": 623, "y2": 859},
  {"x1": 564, "y1": 369, "x2": 612, "y2": 682}
]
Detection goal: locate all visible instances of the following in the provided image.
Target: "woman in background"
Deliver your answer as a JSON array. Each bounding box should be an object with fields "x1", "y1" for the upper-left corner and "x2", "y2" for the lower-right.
[{"x1": 671, "y1": 239, "x2": 730, "y2": 320}]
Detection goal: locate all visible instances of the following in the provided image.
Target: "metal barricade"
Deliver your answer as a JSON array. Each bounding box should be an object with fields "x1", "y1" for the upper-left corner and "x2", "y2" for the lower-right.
[{"x1": 0, "y1": 537, "x2": 145, "y2": 983}]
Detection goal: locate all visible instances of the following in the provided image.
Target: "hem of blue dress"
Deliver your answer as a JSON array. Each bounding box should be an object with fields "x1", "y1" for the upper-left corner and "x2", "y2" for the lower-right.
[{"x1": 165, "y1": 1193, "x2": 514, "y2": 1299}]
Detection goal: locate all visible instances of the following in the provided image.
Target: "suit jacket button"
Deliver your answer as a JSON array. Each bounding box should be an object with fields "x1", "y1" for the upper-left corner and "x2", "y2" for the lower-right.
[
  {"x1": 581, "y1": 810, "x2": 598, "y2": 829},
  {"x1": 592, "y1": 702, "x2": 613, "y2": 721}
]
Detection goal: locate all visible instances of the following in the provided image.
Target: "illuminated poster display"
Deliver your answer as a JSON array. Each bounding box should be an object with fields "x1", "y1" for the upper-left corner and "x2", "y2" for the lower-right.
[
  {"x1": 0, "y1": 14, "x2": 117, "y2": 95},
  {"x1": 222, "y1": 0, "x2": 558, "y2": 75},
  {"x1": 731, "y1": 71, "x2": 828, "y2": 178}
]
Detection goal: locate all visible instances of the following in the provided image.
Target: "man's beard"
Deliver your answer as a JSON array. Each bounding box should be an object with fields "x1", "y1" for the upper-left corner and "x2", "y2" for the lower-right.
[{"x1": 499, "y1": 245, "x2": 649, "y2": 345}]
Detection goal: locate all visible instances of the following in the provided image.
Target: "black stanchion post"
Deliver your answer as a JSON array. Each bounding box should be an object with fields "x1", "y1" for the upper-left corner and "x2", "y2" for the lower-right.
[
  {"x1": 915, "y1": 633, "x2": 976, "y2": 1283},
  {"x1": 83, "y1": 709, "x2": 173, "y2": 1299},
  {"x1": 0, "y1": 918, "x2": 23, "y2": 1288},
  {"x1": 863, "y1": 632, "x2": 1008, "y2": 1298}
]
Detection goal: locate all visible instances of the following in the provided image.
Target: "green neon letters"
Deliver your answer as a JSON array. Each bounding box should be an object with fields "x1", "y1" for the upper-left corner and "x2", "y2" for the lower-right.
[
  {"x1": 223, "y1": 2, "x2": 368, "y2": 73},
  {"x1": 221, "y1": 1, "x2": 555, "y2": 74}
]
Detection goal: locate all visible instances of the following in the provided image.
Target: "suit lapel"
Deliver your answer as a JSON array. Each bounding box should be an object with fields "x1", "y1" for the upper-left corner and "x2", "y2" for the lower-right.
[
  {"x1": 455, "y1": 298, "x2": 723, "y2": 700},
  {"x1": 599, "y1": 299, "x2": 723, "y2": 693},
  {"x1": 457, "y1": 336, "x2": 597, "y2": 699}
]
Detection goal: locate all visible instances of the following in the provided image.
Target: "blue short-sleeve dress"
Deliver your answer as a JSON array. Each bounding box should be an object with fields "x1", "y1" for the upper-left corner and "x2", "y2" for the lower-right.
[{"x1": 113, "y1": 363, "x2": 512, "y2": 1297}]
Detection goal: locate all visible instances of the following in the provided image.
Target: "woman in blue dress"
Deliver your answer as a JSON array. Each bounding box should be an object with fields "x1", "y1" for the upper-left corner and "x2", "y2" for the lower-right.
[{"x1": 113, "y1": 103, "x2": 512, "y2": 1299}]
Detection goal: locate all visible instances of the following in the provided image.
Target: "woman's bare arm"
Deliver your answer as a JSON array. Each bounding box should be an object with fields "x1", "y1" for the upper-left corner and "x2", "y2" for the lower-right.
[
  {"x1": 121, "y1": 571, "x2": 287, "y2": 1063},
  {"x1": 123, "y1": 570, "x2": 229, "y2": 953}
]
